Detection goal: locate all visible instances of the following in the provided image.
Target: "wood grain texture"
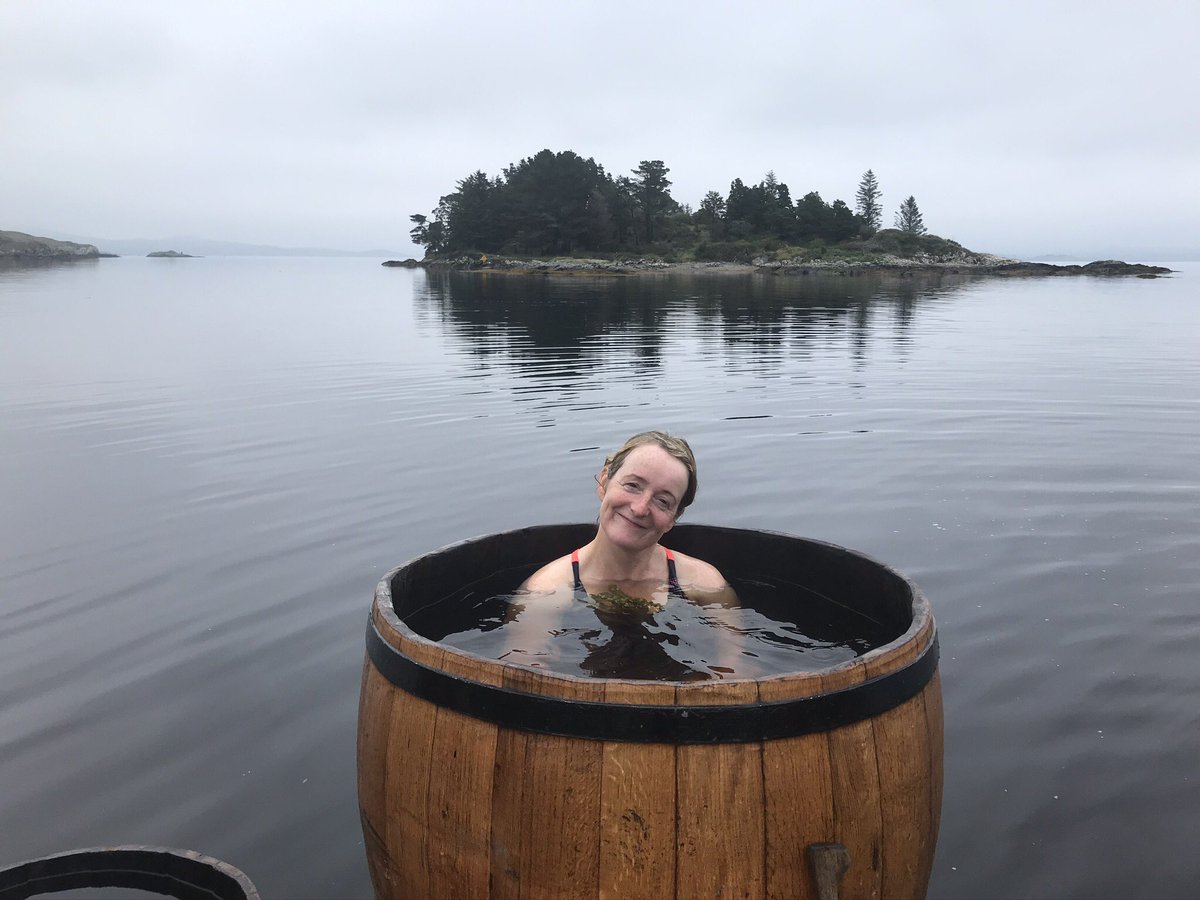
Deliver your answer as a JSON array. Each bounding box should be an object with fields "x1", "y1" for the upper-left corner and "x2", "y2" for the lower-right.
[
  {"x1": 599, "y1": 681, "x2": 678, "y2": 900},
  {"x1": 762, "y1": 731, "x2": 835, "y2": 900},
  {"x1": 869, "y1": 665, "x2": 929, "y2": 898},
  {"x1": 918, "y1": 672, "x2": 945, "y2": 895},
  {"x1": 489, "y1": 665, "x2": 605, "y2": 900},
  {"x1": 356, "y1": 660, "x2": 396, "y2": 898},
  {"x1": 827, "y1": 676, "x2": 884, "y2": 900},
  {"x1": 425, "y1": 706, "x2": 498, "y2": 896},
  {"x1": 380, "y1": 669, "x2": 439, "y2": 899},
  {"x1": 676, "y1": 680, "x2": 765, "y2": 900}
]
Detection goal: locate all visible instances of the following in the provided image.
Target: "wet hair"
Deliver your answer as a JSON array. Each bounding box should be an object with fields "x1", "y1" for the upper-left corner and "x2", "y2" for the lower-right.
[{"x1": 603, "y1": 431, "x2": 698, "y2": 517}]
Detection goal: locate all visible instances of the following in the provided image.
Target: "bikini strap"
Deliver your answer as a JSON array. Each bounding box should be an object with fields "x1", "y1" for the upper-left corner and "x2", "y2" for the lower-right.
[
  {"x1": 664, "y1": 548, "x2": 685, "y2": 597},
  {"x1": 571, "y1": 549, "x2": 585, "y2": 594}
]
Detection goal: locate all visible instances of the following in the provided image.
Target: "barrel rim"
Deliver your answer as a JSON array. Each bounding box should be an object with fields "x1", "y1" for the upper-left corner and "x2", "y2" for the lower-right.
[
  {"x1": 0, "y1": 845, "x2": 259, "y2": 900},
  {"x1": 373, "y1": 523, "x2": 933, "y2": 691},
  {"x1": 369, "y1": 525, "x2": 931, "y2": 700},
  {"x1": 365, "y1": 612, "x2": 937, "y2": 742}
]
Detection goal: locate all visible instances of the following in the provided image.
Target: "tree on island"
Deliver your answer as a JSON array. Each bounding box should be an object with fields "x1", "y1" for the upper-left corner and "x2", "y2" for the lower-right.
[
  {"x1": 407, "y1": 149, "x2": 944, "y2": 263},
  {"x1": 696, "y1": 191, "x2": 727, "y2": 239},
  {"x1": 855, "y1": 169, "x2": 882, "y2": 234},
  {"x1": 632, "y1": 160, "x2": 675, "y2": 243},
  {"x1": 895, "y1": 196, "x2": 927, "y2": 234}
]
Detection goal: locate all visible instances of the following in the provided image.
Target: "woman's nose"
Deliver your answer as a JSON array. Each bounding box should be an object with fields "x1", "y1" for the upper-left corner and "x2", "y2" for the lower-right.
[{"x1": 630, "y1": 495, "x2": 650, "y2": 516}]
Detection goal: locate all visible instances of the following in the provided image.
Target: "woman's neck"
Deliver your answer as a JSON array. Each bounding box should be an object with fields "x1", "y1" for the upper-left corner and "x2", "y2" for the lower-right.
[{"x1": 580, "y1": 534, "x2": 663, "y2": 584}]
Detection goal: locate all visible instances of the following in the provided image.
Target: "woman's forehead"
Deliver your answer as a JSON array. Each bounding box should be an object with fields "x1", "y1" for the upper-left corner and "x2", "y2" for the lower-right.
[{"x1": 618, "y1": 445, "x2": 688, "y2": 487}]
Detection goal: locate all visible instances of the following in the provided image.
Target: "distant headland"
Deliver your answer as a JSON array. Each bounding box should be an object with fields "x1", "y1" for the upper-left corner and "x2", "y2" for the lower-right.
[
  {"x1": 0, "y1": 230, "x2": 113, "y2": 259},
  {"x1": 395, "y1": 149, "x2": 1174, "y2": 278}
]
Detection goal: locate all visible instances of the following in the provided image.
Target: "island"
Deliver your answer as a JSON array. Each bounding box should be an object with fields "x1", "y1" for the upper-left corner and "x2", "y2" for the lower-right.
[
  {"x1": 390, "y1": 149, "x2": 1173, "y2": 278},
  {"x1": 147, "y1": 250, "x2": 197, "y2": 258},
  {"x1": 0, "y1": 230, "x2": 111, "y2": 259}
]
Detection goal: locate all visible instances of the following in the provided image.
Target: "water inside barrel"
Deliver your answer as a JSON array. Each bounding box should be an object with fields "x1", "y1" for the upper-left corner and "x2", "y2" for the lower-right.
[{"x1": 406, "y1": 566, "x2": 899, "y2": 681}]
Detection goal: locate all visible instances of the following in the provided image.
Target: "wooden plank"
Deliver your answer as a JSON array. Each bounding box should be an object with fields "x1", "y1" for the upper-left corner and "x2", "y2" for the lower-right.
[
  {"x1": 598, "y1": 681, "x2": 678, "y2": 900},
  {"x1": 357, "y1": 659, "x2": 397, "y2": 898},
  {"x1": 862, "y1": 621, "x2": 935, "y2": 900},
  {"x1": 761, "y1": 731, "x2": 834, "y2": 900},
  {"x1": 381, "y1": 655, "x2": 440, "y2": 900},
  {"x1": 918, "y1": 672, "x2": 945, "y2": 894},
  {"x1": 489, "y1": 665, "x2": 605, "y2": 900},
  {"x1": 826, "y1": 657, "x2": 883, "y2": 900},
  {"x1": 675, "y1": 680, "x2": 766, "y2": 899},
  {"x1": 756, "y1": 672, "x2": 835, "y2": 900},
  {"x1": 489, "y1": 725, "x2": 531, "y2": 900},
  {"x1": 872, "y1": 691, "x2": 933, "y2": 900},
  {"x1": 420, "y1": 647, "x2": 505, "y2": 897},
  {"x1": 425, "y1": 706, "x2": 499, "y2": 896}
]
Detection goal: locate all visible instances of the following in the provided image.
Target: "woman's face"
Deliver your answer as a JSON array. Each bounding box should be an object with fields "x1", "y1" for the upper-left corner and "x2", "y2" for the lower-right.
[{"x1": 596, "y1": 444, "x2": 689, "y2": 551}]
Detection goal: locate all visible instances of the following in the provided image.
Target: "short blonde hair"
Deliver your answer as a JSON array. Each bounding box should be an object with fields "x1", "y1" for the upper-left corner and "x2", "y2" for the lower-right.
[{"x1": 604, "y1": 431, "x2": 698, "y2": 516}]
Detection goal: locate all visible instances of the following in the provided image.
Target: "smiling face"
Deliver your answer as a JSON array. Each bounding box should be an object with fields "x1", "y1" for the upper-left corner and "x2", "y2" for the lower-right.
[{"x1": 596, "y1": 443, "x2": 690, "y2": 551}]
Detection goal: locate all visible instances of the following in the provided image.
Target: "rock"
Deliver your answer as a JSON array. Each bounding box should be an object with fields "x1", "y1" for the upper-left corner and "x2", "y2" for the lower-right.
[
  {"x1": 991, "y1": 260, "x2": 1172, "y2": 277},
  {"x1": 1079, "y1": 260, "x2": 1172, "y2": 276},
  {"x1": 382, "y1": 258, "x2": 423, "y2": 267},
  {"x1": 0, "y1": 230, "x2": 102, "y2": 258}
]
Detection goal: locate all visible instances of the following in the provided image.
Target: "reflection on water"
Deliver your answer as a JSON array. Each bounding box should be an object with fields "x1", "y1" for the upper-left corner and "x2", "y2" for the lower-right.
[
  {"x1": 1, "y1": 259, "x2": 1197, "y2": 899},
  {"x1": 413, "y1": 269, "x2": 972, "y2": 373}
]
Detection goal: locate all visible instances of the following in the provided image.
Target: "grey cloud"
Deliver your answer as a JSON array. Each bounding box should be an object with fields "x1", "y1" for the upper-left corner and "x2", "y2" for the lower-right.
[{"x1": 2, "y1": 0, "x2": 1197, "y2": 258}]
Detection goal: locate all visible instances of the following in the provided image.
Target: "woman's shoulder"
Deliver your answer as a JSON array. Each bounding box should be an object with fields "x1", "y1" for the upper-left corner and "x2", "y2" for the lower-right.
[
  {"x1": 520, "y1": 553, "x2": 575, "y2": 592},
  {"x1": 667, "y1": 547, "x2": 729, "y2": 592}
]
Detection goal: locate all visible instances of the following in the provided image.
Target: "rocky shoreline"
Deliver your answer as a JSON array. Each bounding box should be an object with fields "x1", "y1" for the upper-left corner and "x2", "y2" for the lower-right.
[{"x1": 384, "y1": 254, "x2": 1173, "y2": 278}]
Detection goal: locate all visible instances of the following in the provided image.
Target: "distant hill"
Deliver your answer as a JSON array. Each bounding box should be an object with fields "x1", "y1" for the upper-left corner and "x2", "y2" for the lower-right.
[
  {"x1": 59, "y1": 234, "x2": 401, "y2": 258},
  {"x1": 1, "y1": 230, "x2": 104, "y2": 258}
]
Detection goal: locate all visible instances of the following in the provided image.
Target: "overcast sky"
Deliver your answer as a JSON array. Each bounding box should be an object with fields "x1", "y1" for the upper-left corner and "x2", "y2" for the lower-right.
[{"x1": 3, "y1": 1, "x2": 1197, "y2": 259}]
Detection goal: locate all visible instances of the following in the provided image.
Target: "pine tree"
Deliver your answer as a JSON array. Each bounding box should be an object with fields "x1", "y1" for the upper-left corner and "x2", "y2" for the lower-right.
[
  {"x1": 895, "y1": 196, "x2": 926, "y2": 234},
  {"x1": 632, "y1": 160, "x2": 674, "y2": 243},
  {"x1": 855, "y1": 169, "x2": 882, "y2": 233}
]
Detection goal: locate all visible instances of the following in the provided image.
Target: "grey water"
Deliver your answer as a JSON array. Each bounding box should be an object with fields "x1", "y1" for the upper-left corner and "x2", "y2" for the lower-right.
[{"x1": 0, "y1": 257, "x2": 1196, "y2": 899}]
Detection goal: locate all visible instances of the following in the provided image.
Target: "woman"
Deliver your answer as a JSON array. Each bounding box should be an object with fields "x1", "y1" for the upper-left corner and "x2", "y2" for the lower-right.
[
  {"x1": 513, "y1": 431, "x2": 743, "y2": 679},
  {"x1": 523, "y1": 431, "x2": 731, "y2": 602}
]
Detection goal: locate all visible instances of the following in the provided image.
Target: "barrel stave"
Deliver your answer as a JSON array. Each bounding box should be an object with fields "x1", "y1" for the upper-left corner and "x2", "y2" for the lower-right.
[
  {"x1": 674, "y1": 680, "x2": 765, "y2": 898},
  {"x1": 357, "y1": 660, "x2": 398, "y2": 897},
  {"x1": 489, "y1": 727, "x2": 603, "y2": 900},
  {"x1": 598, "y1": 681, "x2": 678, "y2": 900},
  {"x1": 762, "y1": 731, "x2": 836, "y2": 900},
  {"x1": 867, "y1": 618, "x2": 936, "y2": 900}
]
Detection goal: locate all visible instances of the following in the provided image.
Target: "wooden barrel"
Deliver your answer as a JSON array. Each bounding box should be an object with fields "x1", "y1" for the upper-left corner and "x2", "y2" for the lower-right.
[
  {"x1": 358, "y1": 524, "x2": 942, "y2": 900},
  {"x1": 0, "y1": 845, "x2": 259, "y2": 900}
]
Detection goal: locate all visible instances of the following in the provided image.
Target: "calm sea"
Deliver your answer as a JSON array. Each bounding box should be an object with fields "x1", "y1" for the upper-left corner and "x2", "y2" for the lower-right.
[{"x1": 1, "y1": 257, "x2": 1196, "y2": 899}]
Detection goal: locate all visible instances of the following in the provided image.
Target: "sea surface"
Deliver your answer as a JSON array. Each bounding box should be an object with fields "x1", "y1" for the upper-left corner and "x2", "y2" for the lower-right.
[{"x1": 1, "y1": 257, "x2": 1196, "y2": 899}]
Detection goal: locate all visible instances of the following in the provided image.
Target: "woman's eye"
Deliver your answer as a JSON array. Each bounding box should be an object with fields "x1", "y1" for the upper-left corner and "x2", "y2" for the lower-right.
[
  {"x1": 654, "y1": 498, "x2": 671, "y2": 510},
  {"x1": 623, "y1": 482, "x2": 641, "y2": 492}
]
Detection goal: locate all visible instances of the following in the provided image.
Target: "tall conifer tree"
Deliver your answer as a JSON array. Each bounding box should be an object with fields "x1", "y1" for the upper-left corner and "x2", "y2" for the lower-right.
[
  {"x1": 855, "y1": 169, "x2": 882, "y2": 233},
  {"x1": 895, "y1": 196, "x2": 926, "y2": 234}
]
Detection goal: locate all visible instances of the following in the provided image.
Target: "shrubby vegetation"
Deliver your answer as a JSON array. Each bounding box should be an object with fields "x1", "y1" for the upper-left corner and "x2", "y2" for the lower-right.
[{"x1": 409, "y1": 150, "x2": 932, "y2": 262}]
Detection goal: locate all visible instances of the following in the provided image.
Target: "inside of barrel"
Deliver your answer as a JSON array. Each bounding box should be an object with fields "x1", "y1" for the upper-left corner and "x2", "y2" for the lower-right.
[{"x1": 387, "y1": 524, "x2": 914, "y2": 659}]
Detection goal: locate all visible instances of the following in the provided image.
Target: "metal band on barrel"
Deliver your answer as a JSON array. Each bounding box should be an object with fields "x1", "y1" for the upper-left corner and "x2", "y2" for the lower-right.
[
  {"x1": 0, "y1": 846, "x2": 259, "y2": 900},
  {"x1": 366, "y1": 619, "x2": 938, "y2": 744}
]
